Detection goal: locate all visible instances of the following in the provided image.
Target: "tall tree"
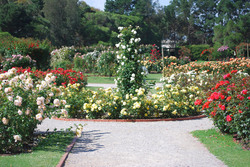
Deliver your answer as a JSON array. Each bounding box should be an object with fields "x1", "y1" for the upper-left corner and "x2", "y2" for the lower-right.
[
  {"x1": 193, "y1": 0, "x2": 218, "y2": 44},
  {"x1": 105, "y1": 0, "x2": 135, "y2": 15},
  {"x1": 170, "y1": 0, "x2": 198, "y2": 44},
  {"x1": 0, "y1": 1, "x2": 41, "y2": 37},
  {"x1": 43, "y1": 0, "x2": 80, "y2": 46}
]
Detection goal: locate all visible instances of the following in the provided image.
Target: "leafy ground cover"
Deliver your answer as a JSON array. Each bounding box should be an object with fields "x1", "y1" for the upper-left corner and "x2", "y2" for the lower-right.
[
  {"x1": 0, "y1": 130, "x2": 75, "y2": 167},
  {"x1": 192, "y1": 129, "x2": 250, "y2": 167}
]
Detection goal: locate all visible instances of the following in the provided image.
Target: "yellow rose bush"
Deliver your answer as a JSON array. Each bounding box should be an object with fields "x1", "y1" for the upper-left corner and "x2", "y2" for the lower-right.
[
  {"x1": 60, "y1": 84, "x2": 201, "y2": 119},
  {"x1": 0, "y1": 68, "x2": 66, "y2": 153}
]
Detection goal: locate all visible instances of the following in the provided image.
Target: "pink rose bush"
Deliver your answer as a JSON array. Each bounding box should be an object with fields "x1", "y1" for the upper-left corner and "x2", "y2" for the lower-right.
[{"x1": 0, "y1": 68, "x2": 67, "y2": 153}]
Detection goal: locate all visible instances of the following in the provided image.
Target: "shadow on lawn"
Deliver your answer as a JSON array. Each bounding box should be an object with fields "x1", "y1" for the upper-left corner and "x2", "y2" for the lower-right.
[
  {"x1": 71, "y1": 130, "x2": 110, "y2": 153},
  {"x1": 33, "y1": 131, "x2": 74, "y2": 153}
]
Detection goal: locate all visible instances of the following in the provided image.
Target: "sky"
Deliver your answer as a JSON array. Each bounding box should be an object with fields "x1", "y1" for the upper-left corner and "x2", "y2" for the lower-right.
[{"x1": 83, "y1": 0, "x2": 171, "y2": 11}]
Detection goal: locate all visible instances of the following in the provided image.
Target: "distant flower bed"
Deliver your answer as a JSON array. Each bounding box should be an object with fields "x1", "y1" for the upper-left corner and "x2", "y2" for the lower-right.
[
  {"x1": 0, "y1": 67, "x2": 87, "y2": 89},
  {"x1": 163, "y1": 58, "x2": 250, "y2": 77}
]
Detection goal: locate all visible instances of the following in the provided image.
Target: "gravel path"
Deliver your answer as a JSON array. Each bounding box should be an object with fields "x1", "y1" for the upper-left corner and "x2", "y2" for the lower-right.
[{"x1": 37, "y1": 118, "x2": 226, "y2": 167}]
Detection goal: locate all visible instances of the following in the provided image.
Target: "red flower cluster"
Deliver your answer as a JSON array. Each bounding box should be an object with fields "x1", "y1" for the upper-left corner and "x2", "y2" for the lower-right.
[
  {"x1": 196, "y1": 70, "x2": 249, "y2": 121},
  {"x1": 214, "y1": 80, "x2": 229, "y2": 89},
  {"x1": 194, "y1": 99, "x2": 202, "y2": 105},
  {"x1": 223, "y1": 73, "x2": 231, "y2": 80},
  {"x1": 6, "y1": 67, "x2": 87, "y2": 88},
  {"x1": 226, "y1": 115, "x2": 232, "y2": 122},
  {"x1": 149, "y1": 44, "x2": 161, "y2": 63}
]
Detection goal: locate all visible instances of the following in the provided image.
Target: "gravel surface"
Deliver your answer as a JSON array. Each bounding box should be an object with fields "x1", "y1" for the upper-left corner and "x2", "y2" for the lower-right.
[{"x1": 37, "y1": 118, "x2": 227, "y2": 167}]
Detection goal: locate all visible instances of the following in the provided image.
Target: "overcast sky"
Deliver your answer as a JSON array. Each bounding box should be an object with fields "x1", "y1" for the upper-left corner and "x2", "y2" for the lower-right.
[{"x1": 83, "y1": 0, "x2": 171, "y2": 11}]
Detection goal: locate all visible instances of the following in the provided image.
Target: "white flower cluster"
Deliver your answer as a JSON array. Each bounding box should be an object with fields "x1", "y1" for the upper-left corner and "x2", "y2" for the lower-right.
[
  {"x1": 130, "y1": 73, "x2": 135, "y2": 82},
  {"x1": 160, "y1": 70, "x2": 213, "y2": 86}
]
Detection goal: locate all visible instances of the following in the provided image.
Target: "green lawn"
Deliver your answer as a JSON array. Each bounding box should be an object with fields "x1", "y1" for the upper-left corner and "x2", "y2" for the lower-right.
[
  {"x1": 0, "y1": 131, "x2": 75, "y2": 167},
  {"x1": 86, "y1": 73, "x2": 163, "y2": 84},
  {"x1": 191, "y1": 129, "x2": 250, "y2": 167},
  {"x1": 87, "y1": 75, "x2": 115, "y2": 84},
  {"x1": 145, "y1": 73, "x2": 162, "y2": 83},
  {"x1": 85, "y1": 86, "x2": 104, "y2": 91}
]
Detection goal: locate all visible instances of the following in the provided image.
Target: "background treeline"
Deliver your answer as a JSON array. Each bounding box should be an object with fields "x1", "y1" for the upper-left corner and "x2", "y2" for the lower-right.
[{"x1": 0, "y1": 0, "x2": 249, "y2": 48}]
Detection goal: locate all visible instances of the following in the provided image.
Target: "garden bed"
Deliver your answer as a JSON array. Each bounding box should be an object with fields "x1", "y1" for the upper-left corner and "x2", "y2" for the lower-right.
[{"x1": 53, "y1": 115, "x2": 206, "y2": 122}]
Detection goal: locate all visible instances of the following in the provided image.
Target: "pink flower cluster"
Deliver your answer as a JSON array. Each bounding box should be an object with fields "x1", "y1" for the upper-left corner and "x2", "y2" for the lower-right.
[{"x1": 217, "y1": 45, "x2": 229, "y2": 52}]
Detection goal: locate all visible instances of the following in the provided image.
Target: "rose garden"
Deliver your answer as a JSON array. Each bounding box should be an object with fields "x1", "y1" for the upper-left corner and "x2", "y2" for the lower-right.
[{"x1": 0, "y1": 24, "x2": 249, "y2": 166}]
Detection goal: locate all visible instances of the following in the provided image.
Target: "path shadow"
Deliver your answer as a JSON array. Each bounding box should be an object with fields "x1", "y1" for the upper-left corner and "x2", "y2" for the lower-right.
[{"x1": 71, "y1": 130, "x2": 110, "y2": 154}]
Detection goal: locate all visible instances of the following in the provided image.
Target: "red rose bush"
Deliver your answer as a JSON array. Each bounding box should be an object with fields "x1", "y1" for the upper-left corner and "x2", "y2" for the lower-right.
[{"x1": 195, "y1": 70, "x2": 249, "y2": 141}]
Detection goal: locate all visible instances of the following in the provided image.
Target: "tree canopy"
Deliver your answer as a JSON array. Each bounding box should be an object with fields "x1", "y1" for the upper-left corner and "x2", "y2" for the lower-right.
[{"x1": 0, "y1": 0, "x2": 249, "y2": 47}]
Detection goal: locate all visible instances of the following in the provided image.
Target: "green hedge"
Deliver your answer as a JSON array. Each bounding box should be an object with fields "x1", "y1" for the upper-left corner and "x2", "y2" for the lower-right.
[
  {"x1": 188, "y1": 44, "x2": 210, "y2": 61},
  {"x1": 0, "y1": 34, "x2": 52, "y2": 70}
]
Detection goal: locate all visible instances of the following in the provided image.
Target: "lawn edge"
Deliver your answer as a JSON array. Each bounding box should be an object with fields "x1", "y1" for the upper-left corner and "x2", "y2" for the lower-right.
[{"x1": 56, "y1": 136, "x2": 78, "y2": 167}]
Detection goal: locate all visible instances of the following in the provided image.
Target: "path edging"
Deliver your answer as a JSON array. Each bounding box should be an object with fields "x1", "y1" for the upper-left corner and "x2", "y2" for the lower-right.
[
  {"x1": 56, "y1": 136, "x2": 78, "y2": 167},
  {"x1": 53, "y1": 115, "x2": 207, "y2": 122}
]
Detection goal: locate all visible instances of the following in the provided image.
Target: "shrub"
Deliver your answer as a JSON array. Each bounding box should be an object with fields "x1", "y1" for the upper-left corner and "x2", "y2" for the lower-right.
[
  {"x1": 59, "y1": 84, "x2": 92, "y2": 118},
  {"x1": 155, "y1": 84, "x2": 201, "y2": 117},
  {"x1": 50, "y1": 46, "x2": 76, "y2": 69},
  {"x1": 195, "y1": 71, "x2": 250, "y2": 141},
  {"x1": 200, "y1": 48, "x2": 214, "y2": 61},
  {"x1": 0, "y1": 68, "x2": 66, "y2": 153},
  {"x1": 97, "y1": 50, "x2": 117, "y2": 76},
  {"x1": 188, "y1": 44, "x2": 210, "y2": 61},
  {"x1": 178, "y1": 46, "x2": 192, "y2": 59},
  {"x1": 0, "y1": 37, "x2": 52, "y2": 70},
  {"x1": 2, "y1": 55, "x2": 36, "y2": 71},
  {"x1": 54, "y1": 60, "x2": 73, "y2": 69},
  {"x1": 0, "y1": 32, "x2": 15, "y2": 57},
  {"x1": 236, "y1": 43, "x2": 249, "y2": 58},
  {"x1": 216, "y1": 45, "x2": 234, "y2": 60},
  {"x1": 47, "y1": 68, "x2": 87, "y2": 88},
  {"x1": 75, "y1": 51, "x2": 100, "y2": 73}
]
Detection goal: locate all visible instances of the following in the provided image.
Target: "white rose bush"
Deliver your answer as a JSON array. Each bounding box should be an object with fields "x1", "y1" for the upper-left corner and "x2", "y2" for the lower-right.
[
  {"x1": 115, "y1": 26, "x2": 146, "y2": 96},
  {"x1": 0, "y1": 68, "x2": 67, "y2": 153}
]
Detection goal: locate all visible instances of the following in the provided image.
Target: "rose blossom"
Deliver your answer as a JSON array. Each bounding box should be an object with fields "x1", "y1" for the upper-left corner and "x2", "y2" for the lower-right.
[
  {"x1": 226, "y1": 115, "x2": 232, "y2": 122},
  {"x1": 220, "y1": 105, "x2": 226, "y2": 111},
  {"x1": 53, "y1": 99, "x2": 60, "y2": 107},
  {"x1": 18, "y1": 109, "x2": 23, "y2": 115},
  {"x1": 61, "y1": 100, "x2": 67, "y2": 105},
  {"x1": 36, "y1": 97, "x2": 45, "y2": 106},
  {"x1": 36, "y1": 113, "x2": 43, "y2": 121},
  {"x1": 13, "y1": 135, "x2": 22, "y2": 142},
  {"x1": 241, "y1": 89, "x2": 247, "y2": 95},
  {"x1": 2, "y1": 117, "x2": 9, "y2": 125}
]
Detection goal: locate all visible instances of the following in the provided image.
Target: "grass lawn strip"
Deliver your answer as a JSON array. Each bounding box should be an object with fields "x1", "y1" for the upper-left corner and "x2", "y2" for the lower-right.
[
  {"x1": 87, "y1": 73, "x2": 163, "y2": 84},
  {"x1": 0, "y1": 131, "x2": 75, "y2": 167},
  {"x1": 85, "y1": 86, "x2": 104, "y2": 91},
  {"x1": 191, "y1": 129, "x2": 250, "y2": 167}
]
